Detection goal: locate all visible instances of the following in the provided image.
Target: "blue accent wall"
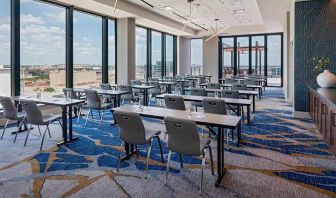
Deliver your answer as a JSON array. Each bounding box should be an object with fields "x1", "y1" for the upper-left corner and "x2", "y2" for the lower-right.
[{"x1": 295, "y1": 0, "x2": 336, "y2": 112}]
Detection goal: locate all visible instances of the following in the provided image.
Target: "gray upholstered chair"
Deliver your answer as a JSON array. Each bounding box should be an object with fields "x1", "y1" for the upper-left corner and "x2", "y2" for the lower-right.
[
  {"x1": 0, "y1": 97, "x2": 28, "y2": 142},
  {"x1": 190, "y1": 88, "x2": 206, "y2": 111},
  {"x1": 207, "y1": 83, "x2": 220, "y2": 97},
  {"x1": 20, "y1": 100, "x2": 62, "y2": 150},
  {"x1": 118, "y1": 85, "x2": 133, "y2": 104},
  {"x1": 244, "y1": 78, "x2": 257, "y2": 86},
  {"x1": 113, "y1": 110, "x2": 164, "y2": 178},
  {"x1": 148, "y1": 78, "x2": 159, "y2": 81},
  {"x1": 148, "y1": 81, "x2": 161, "y2": 97},
  {"x1": 225, "y1": 78, "x2": 236, "y2": 84},
  {"x1": 202, "y1": 98, "x2": 227, "y2": 115},
  {"x1": 221, "y1": 90, "x2": 244, "y2": 121},
  {"x1": 131, "y1": 80, "x2": 142, "y2": 95},
  {"x1": 100, "y1": 83, "x2": 114, "y2": 103},
  {"x1": 63, "y1": 88, "x2": 82, "y2": 115},
  {"x1": 232, "y1": 84, "x2": 247, "y2": 91},
  {"x1": 164, "y1": 95, "x2": 186, "y2": 111},
  {"x1": 78, "y1": 90, "x2": 113, "y2": 126},
  {"x1": 164, "y1": 116, "x2": 214, "y2": 195}
]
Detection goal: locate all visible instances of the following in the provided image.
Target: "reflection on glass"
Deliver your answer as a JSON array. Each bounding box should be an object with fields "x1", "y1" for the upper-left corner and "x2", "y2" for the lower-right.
[
  {"x1": 151, "y1": 31, "x2": 162, "y2": 79},
  {"x1": 136, "y1": 27, "x2": 147, "y2": 80},
  {"x1": 252, "y1": 36, "x2": 265, "y2": 76},
  {"x1": 20, "y1": 1, "x2": 65, "y2": 96},
  {"x1": 73, "y1": 11, "x2": 102, "y2": 88},
  {"x1": 0, "y1": 0, "x2": 11, "y2": 97},
  {"x1": 222, "y1": 38, "x2": 234, "y2": 78},
  {"x1": 191, "y1": 39, "x2": 203, "y2": 76},
  {"x1": 267, "y1": 35, "x2": 282, "y2": 86},
  {"x1": 165, "y1": 35, "x2": 174, "y2": 77},
  {"x1": 237, "y1": 37, "x2": 249, "y2": 75},
  {"x1": 108, "y1": 20, "x2": 116, "y2": 84}
]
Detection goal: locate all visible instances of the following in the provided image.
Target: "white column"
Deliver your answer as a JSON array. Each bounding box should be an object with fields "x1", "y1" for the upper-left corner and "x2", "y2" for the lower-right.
[{"x1": 203, "y1": 36, "x2": 219, "y2": 82}]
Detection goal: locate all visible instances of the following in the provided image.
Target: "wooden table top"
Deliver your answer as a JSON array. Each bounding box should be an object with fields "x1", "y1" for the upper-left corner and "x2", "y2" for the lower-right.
[
  {"x1": 219, "y1": 84, "x2": 263, "y2": 89},
  {"x1": 156, "y1": 94, "x2": 252, "y2": 105},
  {"x1": 73, "y1": 88, "x2": 130, "y2": 95},
  {"x1": 112, "y1": 105, "x2": 241, "y2": 128},
  {"x1": 131, "y1": 85, "x2": 155, "y2": 89},
  {"x1": 205, "y1": 89, "x2": 258, "y2": 95},
  {"x1": 13, "y1": 96, "x2": 85, "y2": 107}
]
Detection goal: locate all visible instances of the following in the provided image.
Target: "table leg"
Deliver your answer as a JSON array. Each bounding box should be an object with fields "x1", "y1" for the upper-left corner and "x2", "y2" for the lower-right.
[
  {"x1": 117, "y1": 95, "x2": 121, "y2": 107},
  {"x1": 215, "y1": 127, "x2": 226, "y2": 187},
  {"x1": 168, "y1": 85, "x2": 172, "y2": 94},
  {"x1": 143, "y1": 89, "x2": 148, "y2": 106},
  {"x1": 247, "y1": 105, "x2": 251, "y2": 124},
  {"x1": 253, "y1": 95, "x2": 256, "y2": 113},
  {"x1": 259, "y1": 88, "x2": 262, "y2": 99},
  {"x1": 237, "y1": 120, "x2": 242, "y2": 146},
  {"x1": 57, "y1": 105, "x2": 78, "y2": 146}
]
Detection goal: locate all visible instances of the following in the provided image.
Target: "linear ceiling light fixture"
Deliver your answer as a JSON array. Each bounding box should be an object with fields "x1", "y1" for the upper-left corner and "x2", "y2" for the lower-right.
[
  {"x1": 181, "y1": 0, "x2": 200, "y2": 30},
  {"x1": 206, "y1": 19, "x2": 230, "y2": 42},
  {"x1": 140, "y1": 0, "x2": 154, "y2": 8},
  {"x1": 113, "y1": 0, "x2": 118, "y2": 12}
]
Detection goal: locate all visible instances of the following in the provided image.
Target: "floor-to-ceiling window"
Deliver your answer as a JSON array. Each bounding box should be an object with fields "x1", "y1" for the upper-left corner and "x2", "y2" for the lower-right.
[
  {"x1": 151, "y1": 31, "x2": 162, "y2": 78},
  {"x1": 221, "y1": 37, "x2": 234, "y2": 78},
  {"x1": 108, "y1": 19, "x2": 116, "y2": 84},
  {"x1": 267, "y1": 35, "x2": 282, "y2": 86},
  {"x1": 237, "y1": 37, "x2": 249, "y2": 75},
  {"x1": 136, "y1": 27, "x2": 147, "y2": 80},
  {"x1": 251, "y1": 36, "x2": 265, "y2": 76},
  {"x1": 73, "y1": 11, "x2": 102, "y2": 88},
  {"x1": 191, "y1": 39, "x2": 203, "y2": 76},
  {"x1": 220, "y1": 33, "x2": 283, "y2": 86},
  {"x1": 20, "y1": 0, "x2": 66, "y2": 96},
  {"x1": 165, "y1": 34, "x2": 174, "y2": 77},
  {"x1": 0, "y1": 0, "x2": 11, "y2": 97}
]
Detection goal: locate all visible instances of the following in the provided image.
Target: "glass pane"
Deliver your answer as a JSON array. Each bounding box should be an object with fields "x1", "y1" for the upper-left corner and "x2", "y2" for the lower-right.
[
  {"x1": 20, "y1": 1, "x2": 65, "y2": 96},
  {"x1": 0, "y1": 0, "x2": 11, "y2": 97},
  {"x1": 108, "y1": 19, "x2": 116, "y2": 84},
  {"x1": 165, "y1": 35, "x2": 174, "y2": 77},
  {"x1": 251, "y1": 36, "x2": 265, "y2": 76},
  {"x1": 237, "y1": 37, "x2": 249, "y2": 75},
  {"x1": 73, "y1": 11, "x2": 102, "y2": 88},
  {"x1": 222, "y1": 37, "x2": 234, "y2": 78},
  {"x1": 191, "y1": 39, "x2": 203, "y2": 76},
  {"x1": 151, "y1": 31, "x2": 162, "y2": 79},
  {"x1": 136, "y1": 27, "x2": 147, "y2": 80},
  {"x1": 267, "y1": 35, "x2": 282, "y2": 86}
]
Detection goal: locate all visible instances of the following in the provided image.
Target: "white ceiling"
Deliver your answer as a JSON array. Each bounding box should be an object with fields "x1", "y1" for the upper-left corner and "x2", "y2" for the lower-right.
[{"x1": 54, "y1": 0, "x2": 292, "y2": 37}]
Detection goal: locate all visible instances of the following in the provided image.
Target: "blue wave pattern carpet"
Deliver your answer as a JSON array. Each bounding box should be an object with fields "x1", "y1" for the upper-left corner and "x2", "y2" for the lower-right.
[{"x1": 0, "y1": 88, "x2": 335, "y2": 197}]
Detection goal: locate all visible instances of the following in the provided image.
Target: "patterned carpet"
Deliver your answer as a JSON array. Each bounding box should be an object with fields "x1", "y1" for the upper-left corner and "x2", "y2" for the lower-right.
[{"x1": 0, "y1": 88, "x2": 335, "y2": 198}]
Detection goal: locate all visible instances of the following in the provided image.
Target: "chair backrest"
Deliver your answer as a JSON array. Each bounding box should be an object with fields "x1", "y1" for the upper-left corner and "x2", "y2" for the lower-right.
[
  {"x1": 131, "y1": 80, "x2": 141, "y2": 85},
  {"x1": 100, "y1": 83, "x2": 113, "y2": 90},
  {"x1": 118, "y1": 85, "x2": 131, "y2": 92},
  {"x1": 232, "y1": 84, "x2": 247, "y2": 90},
  {"x1": 207, "y1": 83, "x2": 220, "y2": 89},
  {"x1": 202, "y1": 98, "x2": 227, "y2": 115},
  {"x1": 164, "y1": 116, "x2": 200, "y2": 156},
  {"x1": 113, "y1": 111, "x2": 146, "y2": 144},
  {"x1": 221, "y1": 90, "x2": 239, "y2": 99},
  {"x1": 0, "y1": 96, "x2": 18, "y2": 120},
  {"x1": 225, "y1": 78, "x2": 236, "y2": 84},
  {"x1": 244, "y1": 78, "x2": 257, "y2": 85},
  {"x1": 164, "y1": 95, "x2": 186, "y2": 110},
  {"x1": 190, "y1": 88, "x2": 206, "y2": 96},
  {"x1": 148, "y1": 81, "x2": 160, "y2": 89},
  {"x1": 62, "y1": 88, "x2": 77, "y2": 99},
  {"x1": 84, "y1": 89, "x2": 101, "y2": 108},
  {"x1": 20, "y1": 100, "x2": 43, "y2": 125}
]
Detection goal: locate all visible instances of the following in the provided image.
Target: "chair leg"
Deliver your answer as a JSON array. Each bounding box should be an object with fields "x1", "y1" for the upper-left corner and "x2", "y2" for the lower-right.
[
  {"x1": 179, "y1": 153, "x2": 183, "y2": 168},
  {"x1": 165, "y1": 150, "x2": 172, "y2": 185},
  {"x1": 208, "y1": 146, "x2": 215, "y2": 175},
  {"x1": 40, "y1": 125, "x2": 49, "y2": 150},
  {"x1": 100, "y1": 109, "x2": 105, "y2": 125},
  {"x1": 200, "y1": 154, "x2": 206, "y2": 196},
  {"x1": 47, "y1": 125, "x2": 52, "y2": 138},
  {"x1": 57, "y1": 119, "x2": 63, "y2": 128},
  {"x1": 145, "y1": 142, "x2": 152, "y2": 179},
  {"x1": 156, "y1": 136, "x2": 164, "y2": 163},
  {"x1": 90, "y1": 110, "x2": 94, "y2": 119},
  {"x1": 135, "y1": 145, "x2": 139, "y2": 158},
  {"x1": 85, "y1": 109, "x2": 91, "y2": 126},
  {"x1": 117, "y1": 141, "x2": 124, "y2": 172},
  {"x1": 77, "y1": 108, "x2": 82, "y2": 124},
  {"x1": 37, "y1": 125, "x2": 42, "y2": 136},
  {"x1": 14, "y1": 120, "x2": 24, "y2": 143},
  {"x1": 24, "y1": 124, "x2": 33, "y2": 146},
  {"x1": 1, "y1": 119, "x2": 9, "y2": 140}
]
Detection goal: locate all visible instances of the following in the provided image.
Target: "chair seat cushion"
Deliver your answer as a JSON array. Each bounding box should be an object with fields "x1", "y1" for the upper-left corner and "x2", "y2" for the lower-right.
[
  {"x1": 16, "y1": 112, "x2": 27, "y2": 120},
  {"x1": 42, "y1": 114, "x2": 61, "y2": 124}
]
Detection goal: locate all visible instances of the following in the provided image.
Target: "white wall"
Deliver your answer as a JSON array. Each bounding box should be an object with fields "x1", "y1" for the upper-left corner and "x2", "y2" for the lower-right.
[
  {"x1": 203, "y1": 37, "x2": 219, "y2": 83},
  {"x1": 178, "y1": 36, "x2": 191, "y2": 75}
]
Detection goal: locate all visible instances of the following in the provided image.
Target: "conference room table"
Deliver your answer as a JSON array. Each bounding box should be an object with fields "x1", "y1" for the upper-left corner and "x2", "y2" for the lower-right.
[
  {"x1": 73, "y1": 88, "x2": 130, "y2": 107},
  {"x1": 175, "y1": 79, "x2": 190, "y2": 94},
  {"x1": 185, "y1": 77, "x2": 199, "y2": 88},
  {"x1": 111, "y1": 104, "x2": 242, "y2": 187},
  {"x1": 13, "y1": 96, "x2": 85, "y2": 145},
  {"x1": 219, "y1": 84, "x2": 263, "y2": 99},
  {"x1": 158, "y1": 82, "x2": 175, "y2": 94},
  {"x1": 131, "y1": 85, "x2": 154, "y2": 106},
  {"x1": 156, "y1": 94, "x2": 253, "y2": 123}
]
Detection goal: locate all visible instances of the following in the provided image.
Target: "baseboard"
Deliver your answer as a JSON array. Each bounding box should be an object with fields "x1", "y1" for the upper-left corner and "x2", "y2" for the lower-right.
[{"x1": 294, "y1": 111, "x2": 311, "y2": 118}]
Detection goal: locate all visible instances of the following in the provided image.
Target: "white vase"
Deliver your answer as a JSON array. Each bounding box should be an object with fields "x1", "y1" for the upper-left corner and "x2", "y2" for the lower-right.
[{"x1": 316, "y1": 70, "x2": 336, "y2": 88}]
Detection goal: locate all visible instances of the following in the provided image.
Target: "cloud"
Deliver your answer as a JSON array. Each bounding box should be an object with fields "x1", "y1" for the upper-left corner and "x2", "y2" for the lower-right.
[
  {"x1": 20, "y1": 14, "x2": 45, "y2": 25},
  {"x1": 0, "y1": 24, "x2": 10, "y2": 33},
  {"x1": 44, "y1": 11, "x2": 65, "y2": 23}
]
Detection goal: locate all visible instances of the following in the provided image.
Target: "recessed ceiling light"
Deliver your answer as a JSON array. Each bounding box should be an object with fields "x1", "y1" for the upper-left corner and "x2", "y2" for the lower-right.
[
  {"x1": 231, "y1": 9, "x2": 245, "y2": 14},
  {"x1": 163, "y1": 6, "x2": 173, "y2": 11}
]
